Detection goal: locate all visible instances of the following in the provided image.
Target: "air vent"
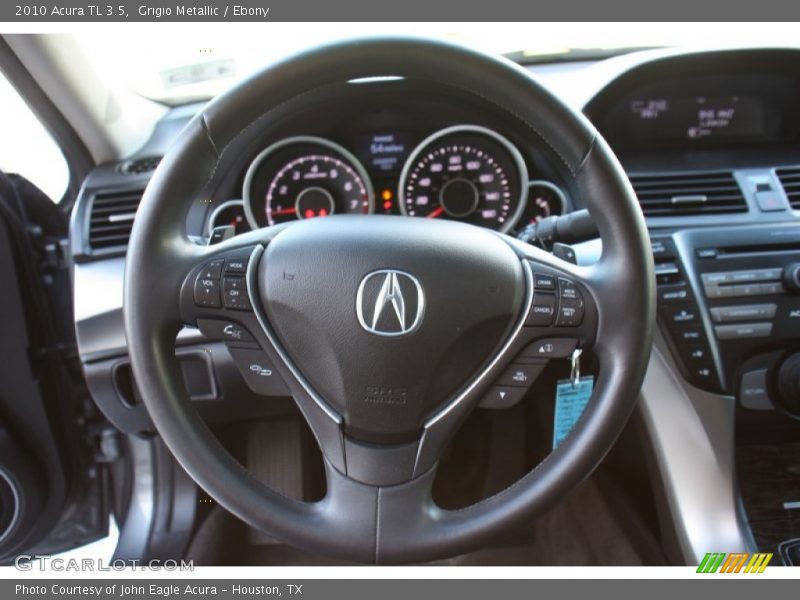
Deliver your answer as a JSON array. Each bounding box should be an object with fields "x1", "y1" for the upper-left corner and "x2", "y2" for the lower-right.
[
  {"x1": 88, "y1": 189, "x2": 142, "y2": 250},
  {"x1": 119, "y1": 156, "x2": 162, "y2": 175},
  {"x1": 629, "y1": 171, "x2": 747, "y2": 217},
  {"x1": 776, "y1": 167, "x2": 800, "y2": 209}
]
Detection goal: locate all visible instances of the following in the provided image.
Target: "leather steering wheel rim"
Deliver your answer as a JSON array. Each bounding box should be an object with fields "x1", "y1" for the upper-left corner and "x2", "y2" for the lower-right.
[{"x1": 124, "y1": 37, "x2": 655, "y2": 564}]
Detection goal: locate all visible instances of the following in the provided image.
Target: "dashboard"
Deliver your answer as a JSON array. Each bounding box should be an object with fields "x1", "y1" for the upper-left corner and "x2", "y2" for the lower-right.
[{"x1": 68, "y1": 46, "x2": 800, "y2": 559}]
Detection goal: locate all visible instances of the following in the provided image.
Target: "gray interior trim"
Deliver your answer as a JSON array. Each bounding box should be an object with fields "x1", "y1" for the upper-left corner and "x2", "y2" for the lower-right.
[{"x1": 638, "y1": 333, "x2": 754, "y2": 564}]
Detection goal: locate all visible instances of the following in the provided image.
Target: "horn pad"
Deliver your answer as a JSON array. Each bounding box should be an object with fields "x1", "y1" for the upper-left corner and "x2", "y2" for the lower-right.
[{"x1": 259, "y1": 215, "x2": 524, "y2": 444}]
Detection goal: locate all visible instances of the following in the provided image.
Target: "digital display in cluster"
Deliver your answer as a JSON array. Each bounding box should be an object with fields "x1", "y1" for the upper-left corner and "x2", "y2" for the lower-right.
[{"x1": 355, "y1": 132, "x2": 414, "y2": 173}]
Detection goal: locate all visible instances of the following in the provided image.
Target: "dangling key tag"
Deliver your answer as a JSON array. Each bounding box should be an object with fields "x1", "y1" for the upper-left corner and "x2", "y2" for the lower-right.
[{"x1": 569, "y1": 347, "x2": 583, "y2": 389}]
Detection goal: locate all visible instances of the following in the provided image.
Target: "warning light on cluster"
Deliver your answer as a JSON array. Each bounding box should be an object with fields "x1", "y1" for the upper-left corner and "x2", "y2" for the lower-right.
[{"x1": 381, "y1": 189, "x2": 394, "y2": 212}]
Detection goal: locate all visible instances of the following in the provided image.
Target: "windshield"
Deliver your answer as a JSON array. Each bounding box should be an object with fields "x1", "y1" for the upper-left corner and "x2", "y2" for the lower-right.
[{"x1": 74, "y1": 22, "x2": 800, "y2": 104}]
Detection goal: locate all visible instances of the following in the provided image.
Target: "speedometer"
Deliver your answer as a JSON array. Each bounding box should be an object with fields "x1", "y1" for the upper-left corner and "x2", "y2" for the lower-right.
[
  {"x1": 398, "y1": 125, "x2": 528, "y2": 232},
  {"x1": 243, "y1": 136, "x2": 374, "y2": 229}
]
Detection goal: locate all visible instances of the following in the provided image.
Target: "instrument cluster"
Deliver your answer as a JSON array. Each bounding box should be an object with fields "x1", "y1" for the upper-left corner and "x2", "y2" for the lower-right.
[{"x1": 209, "y1": 125, "x2": 568, "y2": 237}]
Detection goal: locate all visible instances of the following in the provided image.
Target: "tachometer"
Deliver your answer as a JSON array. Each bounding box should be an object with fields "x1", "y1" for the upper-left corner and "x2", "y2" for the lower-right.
[
  {"x1": 398, "y1": 125, "x2": 527, "y2": 232},
  {"x1": 243, "y1": 136, "x2": 374, "y2": 228}
]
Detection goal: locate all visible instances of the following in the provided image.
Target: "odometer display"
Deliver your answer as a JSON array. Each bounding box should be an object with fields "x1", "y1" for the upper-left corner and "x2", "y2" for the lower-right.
[
  {"x1": 398, "y1": 126, "x2": 527, "y2": 232},
  {"x1": 243, "y1": 137, "x2": 374, "y2": 229}
]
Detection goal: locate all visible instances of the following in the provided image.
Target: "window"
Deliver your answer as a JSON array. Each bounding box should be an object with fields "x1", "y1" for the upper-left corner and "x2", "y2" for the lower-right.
[{"x1": 0, "y1": 72, "x2": 69, "y2": 201}]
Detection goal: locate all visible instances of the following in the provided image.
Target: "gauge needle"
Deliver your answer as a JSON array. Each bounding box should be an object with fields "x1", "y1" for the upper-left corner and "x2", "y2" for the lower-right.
[
  {"x1": 427, "y1": 206, "x2": 445, "y2": 219},
  {"x1": 270, "y1": 207, "x2": 297, "y2": 216}
]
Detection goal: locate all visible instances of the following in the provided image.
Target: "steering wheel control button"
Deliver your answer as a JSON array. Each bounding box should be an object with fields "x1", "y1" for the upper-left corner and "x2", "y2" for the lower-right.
[
  {"x1": 227, "y1": 347, "x2": 289, "y2": 397},
  {"x1": 533, "y1": 273, "x2": 556, "y2": 291},
  {"x1": 224, "y1": 257, "x2": 249, "y2": 274},
  {"x1": 199, "y1": 259, "x2": 224, "y2": 280},
  {"x1": 521, "y1": 338, "x2": 577, "y2": 359},
  {"x1": 194, "y1": 275, "x2": 221, "y2": 308},
  {"x1": 496, "y1": 363, "x2": 545, "y2": 388},
  {"x1": 224, "y1": 277, "x2": 246, "y2": 291},
  {"x1": 479, "y1": 385, "x2": 528, "y2": 410},
  {"x1": 197, "y1": 319, "x2": 255, "y2": 344},
  {"x1": 222, "y1": 286, "x2": 252, "y2": 311},
  {"x1": 527, "y1": 294, "x2": 556, "y2": 326},
  {"x1": 556, "y1": 298, "x2": 584, "y2": 327},
  {"x1": 650, "y1": 237, "x2": 677, "y2": 259}
]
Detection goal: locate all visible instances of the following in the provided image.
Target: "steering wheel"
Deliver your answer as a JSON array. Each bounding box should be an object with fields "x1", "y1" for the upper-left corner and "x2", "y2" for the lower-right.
[{"x1": 124, "y1": 37, "x2": 654, "y2": 564}]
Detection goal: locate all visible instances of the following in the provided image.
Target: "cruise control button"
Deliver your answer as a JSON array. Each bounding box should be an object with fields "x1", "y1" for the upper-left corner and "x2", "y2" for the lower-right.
[
  {"x1": 197, "y1": 319, "x2": 254, "y2": 343},
  {"x1": 526, "y1": 294, "x2": 556, "y2": 326},
  {"x1": 556, "y1": 297, "x2": 584, "y2": 327},
  {"x1": 533, "y1": 273, "x2": 556, "y2": 291},
  {"x1": 224, "y1": 257, "x2": 249, "y2": 274},
  {"x1": 558, "y1": 278, "x2": 580, "y2": 300},
  {"x1": 478, "y1": 386, "x2": 528, "y2": 409},
  {"x1": 496, "y1": 363, "x2": 545, "y2": 388},
  {"x1": 194, "y1": 276, "x2": 221, "y2": 308},
  {"x1": 520, "y1": 338, "x2": 577, "y2": 359},
  {"x1": 227, "y1": 347, "x2": 289, "y2": 396}
]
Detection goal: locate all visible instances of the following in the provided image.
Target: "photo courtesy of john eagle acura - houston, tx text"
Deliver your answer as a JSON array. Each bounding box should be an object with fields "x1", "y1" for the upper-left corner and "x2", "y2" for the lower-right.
[{"x1": 0, "y1": 22, "x2": 799, "y2": 572}]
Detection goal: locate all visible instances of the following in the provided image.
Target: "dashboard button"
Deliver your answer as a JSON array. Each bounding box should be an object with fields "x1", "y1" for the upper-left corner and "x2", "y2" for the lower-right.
[
  {"x1": 496, "y1": 363, "x2": 545, "y2": 388},
  {"x1": 704, "y1": 285, "x2": 736, "y2": 299},
  {"x1": 197, "y1": 319, "x2": 254, "y2": 343},
  {"x1": 227, "y1": 347, "x2": 289, "y2": 397},
  {"x1": 710, "y1": 303, "x2": 777, "y2": 323},
  {"x1": 673, "y1": 327, "x2": 704, "y2": 342},
  {"x1": 479, "y1": 385, "x2": 528, "y2": 409},
  {"x1": 755, "y1": 191, "x2": 787, "y2": 212},
  {"x1": 526, "y1": 294, "x2": 556, "y2": 326},
  {"x1": 659, "y1": 284, "x2": 691, "y2": 304},
  {"x1": 533, "y1": 273, "x2": 556, "y2": 291},
  {"x1": 556, "y1": 297, "x2": 584, "y2": 327},
  {"x1": 691, "y1": 362, "x2": 716, "y2": 383},
  {"x1": 520, "y1": 338, "x2": 577, "y2": 359},
  {"x1": 739, "y1": 369, "x2": 773, "y2": 410},
  {"x1": 682, "y1": 344, "x2": 710, "y2": 363},
  {"x1": 194, "y1": 276, "x2": 221, "y2": 308},
  {"x1": 714, "y1": 322, "x2": 773, "y2": 340},
  {"x1": 664, "y1": 305, "x2": 698, "y2": 325}
]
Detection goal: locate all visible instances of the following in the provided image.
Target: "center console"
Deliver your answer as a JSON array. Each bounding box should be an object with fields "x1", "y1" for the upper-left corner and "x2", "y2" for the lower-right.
[{"x1": 653, "y1": 223, "x2": 800, "y2": 417}]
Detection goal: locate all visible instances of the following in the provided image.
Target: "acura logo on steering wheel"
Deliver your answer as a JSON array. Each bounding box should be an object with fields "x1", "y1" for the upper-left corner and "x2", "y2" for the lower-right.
[{"x1": 356, "y1": 270, "x2": 425, "y2": 336}]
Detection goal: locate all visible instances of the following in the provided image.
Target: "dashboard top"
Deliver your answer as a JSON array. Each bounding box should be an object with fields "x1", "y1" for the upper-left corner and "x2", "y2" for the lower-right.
[{"x1": 70, "y1": 46, "x2": 800, "y2": 262}]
